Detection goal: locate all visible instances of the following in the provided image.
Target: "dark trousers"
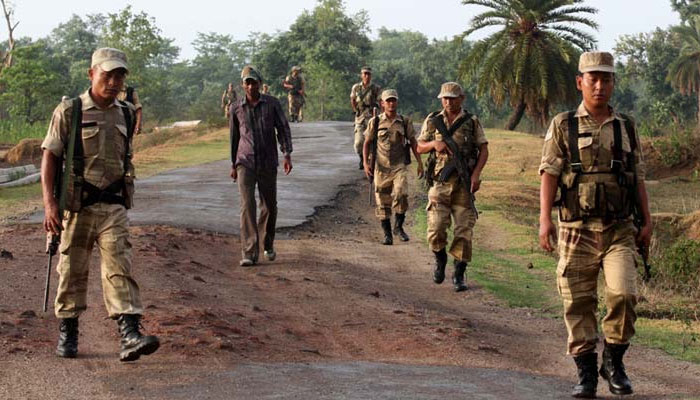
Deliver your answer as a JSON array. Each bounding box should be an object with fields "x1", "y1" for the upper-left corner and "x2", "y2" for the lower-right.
[{"x1": 237, "y1": 165, "x2": 277, "y2": 261}]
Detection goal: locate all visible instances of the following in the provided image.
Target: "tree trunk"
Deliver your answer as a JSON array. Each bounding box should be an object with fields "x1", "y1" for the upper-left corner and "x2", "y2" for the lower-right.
[
  {"x1": 504, "y1": 101, "x2": 526, "y2": 131},
  {"x1": 696, "y1": 90, "x2": 700, "y2": 138},
  {"x1": 1, "y1": 0, "x2": 18, "y2": 69}
]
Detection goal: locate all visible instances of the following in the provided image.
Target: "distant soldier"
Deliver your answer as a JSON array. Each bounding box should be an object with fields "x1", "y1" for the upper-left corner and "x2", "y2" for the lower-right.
[
  {"x1": 283, "y1": 66, "x2": 305, "y2": 122},
  {"x1": 221, "y1": 82, "x2": 237, "y2": 119},
  {"x1": 40, "y1": 48, "x2": 159, "y2": 362},
  {"x1": 261, "y1": 83, "x2": 270, "y2": 95},
  {"x1": 118, "y1": 84, "x2": 142, "y2": 135},
  {"x1": 416, "y1": 82, "x2": 489, "y2": 292},
  {"x1": 363, "y1": 89, "x2": 423, "y2": 245},
  {"x1": 350, "y1": 66, "x2": 381, "y2": 169},
  {"x1": 539, "y1": 52, "x2": 652, "y2": 398}
]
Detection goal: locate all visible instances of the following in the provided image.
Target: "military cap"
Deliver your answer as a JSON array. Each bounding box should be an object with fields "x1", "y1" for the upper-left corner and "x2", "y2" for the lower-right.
[
  {"x1": 579, "y1": 51, "x2": 615, "y2": 73},
  {"x1": 381, "y1": 89, "x2": 398, "y2": 101},
  {"x1": 91, "y1": 47, "x2": 128, "y2": 72},
  {"x1": 291, "y1": 65, "x2": 302, "y2": 72},
  {"x1": 437, "y1": 82, "x2": 464, "y2": 99},
  {"x1": 360, "y1": 66, "x2": 372, "y2": 74},
  {"x1": 241, "y1": 65, "x2": 263, "y2": 82}
]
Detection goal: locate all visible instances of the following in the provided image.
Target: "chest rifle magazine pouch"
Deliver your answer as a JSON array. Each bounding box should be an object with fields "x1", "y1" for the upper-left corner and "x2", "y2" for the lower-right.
[
  {"x1": 64, "y1": 174, "x2": 83, "y2": 212},
  {"x1": 578, "y1": 182, "x2": 597, "y2": 213}
]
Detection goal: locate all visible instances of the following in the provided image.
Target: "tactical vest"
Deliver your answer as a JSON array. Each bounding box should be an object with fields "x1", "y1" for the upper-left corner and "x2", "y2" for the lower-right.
[
  {"x1": 287, "y1": 76, "x2": 303, "y2": 95},
  {"x1": 63, "y1": 97, "x2": 136, "y2": 212},
  {"x1": 355, "y1": 84, "x2": 378, "y2": 111},
  {"x1": 424, "y1": 110, "x2": 478, "y2": 186},
  {"x1": 556, "y1": 111, "x2": 638, "y2": 223}
]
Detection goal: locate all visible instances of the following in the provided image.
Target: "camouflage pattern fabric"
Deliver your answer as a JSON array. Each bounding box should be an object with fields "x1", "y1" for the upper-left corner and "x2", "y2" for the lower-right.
[{"x1": 426, "y1": 175, "x2": 476, "y2": 262}]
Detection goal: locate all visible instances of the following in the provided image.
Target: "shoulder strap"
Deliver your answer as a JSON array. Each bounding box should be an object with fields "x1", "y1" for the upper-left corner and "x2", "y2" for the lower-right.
[
  {"x1": 126, "y1": 86, "x2": 134, "y2": 104},
  {"x1": 59, "y1": 98, "x2": 82, "y2": 211},
  {"x1": 620, "y1": 114, "x2": 637, "y2": 152},
  {"x1": 431, "y1": 112, "x2": 470, "y2": 138},
  {"x1": 611, "y1": 119, "x2": 623, "y2": 173},
  {"x1": 118, "y1": 101, "x2": 134, "y2": 177},
  {"x1": 567, "y1": 111, "x2": 582, "y2": 173}
]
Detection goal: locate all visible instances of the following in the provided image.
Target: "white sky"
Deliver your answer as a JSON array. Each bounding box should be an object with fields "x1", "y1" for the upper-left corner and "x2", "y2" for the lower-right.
[{"x1": 5, "y1": 0, "x2": 680, "y2": 60}]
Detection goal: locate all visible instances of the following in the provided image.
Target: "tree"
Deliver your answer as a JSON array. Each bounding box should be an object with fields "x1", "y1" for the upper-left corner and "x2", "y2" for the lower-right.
[
  {"x1": 671, "y1": 0, "x2": 700, "y2": 22},
  {"x1": 668, "y1": 15, "x2": 700, "y2": 133},
  {"x1": 458, "y1": 0, "x2": 598, "y2": 130},
  {"x1": 0, "y1": 0, "x2": 18, "y2": 69},
  {"x1": 0, "y1": 41, "x2": 65, "y2": 123}
]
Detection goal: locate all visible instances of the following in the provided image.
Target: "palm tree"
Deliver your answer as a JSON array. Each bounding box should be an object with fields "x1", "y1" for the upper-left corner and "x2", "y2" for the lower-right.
[
  {"x1": 458, "y1": 0, "x2": 598, "y2": 130},
  {"x1": 667, "y1": 15, "x2": 700, "y2": 134}
]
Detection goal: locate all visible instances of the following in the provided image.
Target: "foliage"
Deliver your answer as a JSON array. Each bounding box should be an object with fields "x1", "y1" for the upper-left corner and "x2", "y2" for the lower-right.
[
  {"x1": 654, "y1": 238, "x2": 700, "y2": 296},
  {"x1": 458, "y1": 0, "x2": 598, "y2": 130},
  {"x1": 667, "y1": 15, "x2": 700, "y2": 132},
  {"x1": 671, "y1": 0, "x2": 700, "y2": 22}
]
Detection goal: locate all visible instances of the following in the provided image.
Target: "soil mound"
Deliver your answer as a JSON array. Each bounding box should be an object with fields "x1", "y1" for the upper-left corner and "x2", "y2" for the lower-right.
[
  {"x1": 642, "y1": 138, "x2": 700, "y2": 180},
  {"x1": 5, "y1": 139, "x2": 42, "y2": 165}
]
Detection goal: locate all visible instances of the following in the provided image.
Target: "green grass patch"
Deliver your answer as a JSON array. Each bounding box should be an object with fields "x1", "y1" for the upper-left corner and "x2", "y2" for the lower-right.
[
  {"x1": 0, "y1": 183, "x2": 42, "y2": 221},
  {"x1": 635, "y1": 318, "x2": 700, "y2": 363},
  {"x1": 0, "y1": 119, "x2": 46, "y2": 144}
]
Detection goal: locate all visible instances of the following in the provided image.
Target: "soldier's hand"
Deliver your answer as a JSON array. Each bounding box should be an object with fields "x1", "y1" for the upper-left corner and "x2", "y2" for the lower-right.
[
  {"x1": 416, "y1": 162, "x2": 424, "y2": 179},
  {"x1": 43, "y1": 201, "x2": 62, "y2": 236},
  {"x1": 433, "y1": 140, "x2": 451, "y2": 155},
  {"x1": 470, "y1": 175, "x2": 482, "y2": 193},
  {"x1": 636, "y1": 222, "x2": 653, "y2": 251},
  {"x1": 230, "y1": 167, "x2": 238, "y2": 182},
  {"x1": 539, "y1": 218, "x2": 557, "y2": 252},
  {"x1": 283, "y1": 155, "x2": 293, "y2": 175},
  {"x1": 364, "y1": 162, "x2": 373, "y2": 179}
]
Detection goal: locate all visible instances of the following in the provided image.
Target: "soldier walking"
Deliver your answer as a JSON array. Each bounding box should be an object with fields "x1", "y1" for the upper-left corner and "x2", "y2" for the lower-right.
[
  {"x1": 362, "y1": 89, "x2": 423, "y2": 245},
  {"x1": 538, "y1": 52, "x2": 652, "y2": 398},
  {"x1": 417, "y1": 82, "x2": 489, "y2": 292},
  {"x1": 221, "y1": 82, "x2": 237, "y2": 119},
  {"x1": 117, "y1": 84, "x2": 142, "y2": 135},
  {"x1": 40, "y1": 48, "x2": 160, "y2": 362},
  {"x1": 230, "y1": 66, "x2": 293, "y2": 266},
  {"x1": 282, "y1": 66, "x2": 305, "y2": 122},
  {"x1": 350, "y1": 66, "x2": 381, "y2": 169}
]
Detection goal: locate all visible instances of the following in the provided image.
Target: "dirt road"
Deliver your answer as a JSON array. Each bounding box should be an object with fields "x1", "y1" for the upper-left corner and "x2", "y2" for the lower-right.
[{"x1": 2, "y1": 123, "x2": 699, "y2": 399}]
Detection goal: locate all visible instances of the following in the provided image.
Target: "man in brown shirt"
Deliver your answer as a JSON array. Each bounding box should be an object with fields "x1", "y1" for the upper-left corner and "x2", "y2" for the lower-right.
[{"x1": 230, "y1": 65, "x2": 293, "y2": 266}]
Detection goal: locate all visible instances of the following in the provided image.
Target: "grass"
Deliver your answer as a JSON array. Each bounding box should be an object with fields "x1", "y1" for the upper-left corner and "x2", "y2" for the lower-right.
[
  {"x1": 0, "y1": 119, "x2": 46, "y2": 143},
  {"x1": 410, "y1": 127, "x2": 700, "y2": 364}
]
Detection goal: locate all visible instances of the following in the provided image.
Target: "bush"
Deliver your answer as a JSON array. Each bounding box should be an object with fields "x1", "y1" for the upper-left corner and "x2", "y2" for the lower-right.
[
  {"x1": 655, "y1": 129, "x2": 696, "y2": 167},
  {"x1": 654, "y1": 238, "x2": 700, "y2": 296}
]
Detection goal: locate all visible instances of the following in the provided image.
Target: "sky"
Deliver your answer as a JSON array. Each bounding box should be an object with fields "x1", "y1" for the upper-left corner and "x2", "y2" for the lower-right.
[{"x1": 4, "y1": 0, "x2": 681, "y2": 60}]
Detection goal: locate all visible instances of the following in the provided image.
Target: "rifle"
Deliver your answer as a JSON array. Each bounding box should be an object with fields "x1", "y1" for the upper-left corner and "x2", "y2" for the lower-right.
[
  {"x1": 633, "y1": 194, "x2": 652, "y2": 283},
  {"x1": 432, "y1": 115, "x2": 479, "y2": 219},
  {"x1": 368, "y1": 107, "x2": 378, "y2": 206},
  {"x1": 44, "y1": 97, "x2": 81, "y2": 312}
]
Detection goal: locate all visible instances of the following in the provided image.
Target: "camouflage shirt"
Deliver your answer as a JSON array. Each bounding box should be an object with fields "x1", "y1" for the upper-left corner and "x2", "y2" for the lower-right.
[{"x1": 365, "y1": 113, "x2": 416, "y2": 171}]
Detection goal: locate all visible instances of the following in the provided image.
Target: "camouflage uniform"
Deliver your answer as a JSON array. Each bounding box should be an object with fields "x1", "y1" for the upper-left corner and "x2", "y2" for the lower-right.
[
  {"x1": 222, "y1": 85, "x2": 237, "y2": 118},
  {"x1": 540, "y1": 103, "x2": 645, "y2": 356},
  {"x1": 365, "y1": 112, "x2": 416, "y2": 220},
  {"x1": 419, "y1": 110, "x2": 487, "y2": 262},
  {"x1": 350, "y1": 80, "x2": 381, "y2": 157},
  {"x1": 42, "y1": 91, "x2": 142, "y2": 319},
  {"x1": 117, "y1": 85, "x2": 141, "y2": 111},
  {"x1": 285, "y1": 68, "x2": 305, "y2": 122}
]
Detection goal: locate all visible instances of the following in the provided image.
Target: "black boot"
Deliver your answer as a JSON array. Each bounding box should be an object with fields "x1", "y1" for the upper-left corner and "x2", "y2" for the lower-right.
[
  {"x1": 56, "y1": 318, "x2": 79, "y2": 358},
  {"x1": 453, "y1": 261, "x2": 468, "y2": 292},
  {"x1": 393, "y1": 213, "x2": 410, "y2": 242},
  {"x1": 433, "y1": 249, "x2": 447, "y2": 284},
  {"x1": 380, "y1": 219, "x2": 393, "y2": 245},
  {"x1": 600, "y1": 342, "x2": 633, "y2": 395},
  {"x1": 358, "y1": 154, "x2": 364, "y2": 170},
  {"x1": 117, "y1": 314, "x2": 160, "y2": 362},
  {"x1": 572, "y1": 352, "x2": 598, "y2": 398}
]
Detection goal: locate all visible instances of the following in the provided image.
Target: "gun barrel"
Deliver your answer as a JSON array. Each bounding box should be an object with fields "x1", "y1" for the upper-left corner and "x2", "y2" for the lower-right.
[{"x1": 43, "y1": 252, "x2": 52, "y2": 312}]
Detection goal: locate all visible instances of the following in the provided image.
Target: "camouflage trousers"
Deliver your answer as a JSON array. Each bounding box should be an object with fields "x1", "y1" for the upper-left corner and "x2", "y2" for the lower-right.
[
  {"x1": 556, "y1": 222, "x2": 638, "y2": 356},
  {"x1": 288, "y1": 94, "x2": 304, "y2": 122},
  {"x1": 55, "y1": 203, "x2": 143, "y2": 319},
  {"x1": 353, "y1": 112, "x2": 370, "y2": 156},
  {"x1": 374, "y1": 166, "x2": 408, "y2": 220},
  {"x1": 426, "y1": 175, "x2": 476, "y2": 262}
]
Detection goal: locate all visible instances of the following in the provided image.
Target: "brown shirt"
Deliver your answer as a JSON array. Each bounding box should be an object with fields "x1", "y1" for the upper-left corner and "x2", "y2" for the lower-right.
[
  {"x1": 42, "y1": 90, "x2": 135, "y2": 190},
  {"x1": 365, "y1": 113, "x2": 415, "y2": 171},
  {"x1": 539, "y1": 102, "x2": 646, "y2": 231},
  {"x1": 230, "y1": 94, "x2": 293, "y2": 171}
]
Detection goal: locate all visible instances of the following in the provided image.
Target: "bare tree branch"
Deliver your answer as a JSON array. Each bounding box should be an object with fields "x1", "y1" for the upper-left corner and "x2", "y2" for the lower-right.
[{"x1": 1, "y1": 0, "x2": 19, "y2": 69}]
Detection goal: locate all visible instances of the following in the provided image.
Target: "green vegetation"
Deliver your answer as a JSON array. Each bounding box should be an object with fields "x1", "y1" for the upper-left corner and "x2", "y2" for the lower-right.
[
  {"x1": 0, "y1": 119, "x2": 45, "y2": 143},
  {"x1": 459, "y1": 0, "x2": 598, "y2": 130}
]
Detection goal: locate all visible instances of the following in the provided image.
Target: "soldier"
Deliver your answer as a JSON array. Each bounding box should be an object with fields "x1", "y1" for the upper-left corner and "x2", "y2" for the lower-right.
[
  {"x1": 117, "y1": 84, "x2": 142, "y2": 135},
  {"x1": 261, "y1": 83, "x2": 270, "y2": 95},
  {"x1": 363, "y1": 89, "x2": 423, "y2": 245},
  {"x1": 282, "y1": 66, "x2": 305, "y2": 122},
  {"x1": 538, "y1": 52, "x2": 652, "y2": 398},
  {"x1": 40, "y1": 48, "x2": 160, "y2": 362},
  {"x1": 416, "y1": 82, "x2": 489, "y2": 292},
  {"x1": 230, "y1": 66, "x2": 293, "y2": 266},
  {"x1": 221, "y1": 82, "x2": 237, "y2": 119},
  {"x1": 350, "y1": 66, "x2": 381, "y2": 169}
]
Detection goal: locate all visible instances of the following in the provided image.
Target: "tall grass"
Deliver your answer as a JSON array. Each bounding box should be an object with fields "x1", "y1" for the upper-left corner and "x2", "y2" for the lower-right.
[{"x1": 0, "y1": 119, "x2": 46, "y2": 144}]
